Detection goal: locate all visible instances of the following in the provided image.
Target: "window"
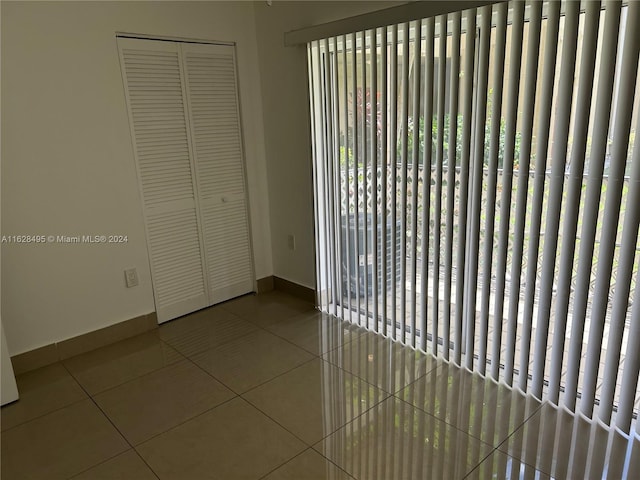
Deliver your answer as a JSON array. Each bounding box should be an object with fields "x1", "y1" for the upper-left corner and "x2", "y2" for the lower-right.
[{"x1": 308, "y1": 1, "x2": 640, "y2": 434}]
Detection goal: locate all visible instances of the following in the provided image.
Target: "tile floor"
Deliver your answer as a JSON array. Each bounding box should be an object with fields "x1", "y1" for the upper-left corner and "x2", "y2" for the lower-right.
[{"x1": 2, "y1": 290, "x2": 639, "y2": 479}]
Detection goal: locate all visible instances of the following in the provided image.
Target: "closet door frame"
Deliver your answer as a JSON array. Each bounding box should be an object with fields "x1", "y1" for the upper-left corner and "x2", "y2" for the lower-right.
[{"x1": 117, "y1": 35, "x2": 256, "y2": 323}]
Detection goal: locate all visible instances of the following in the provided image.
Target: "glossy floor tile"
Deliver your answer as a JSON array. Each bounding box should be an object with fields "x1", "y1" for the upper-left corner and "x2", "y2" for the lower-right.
[
  {"x1": 63, "y1": 332, "x2": 183, "y2": 394},
  {"x1": 222, "y1": 291, "x2": 313, "y2": 318},
  {"x1": 70, "y1": 450, "x2": 157, "y2": 480},
  {"x1": 468, "y1": 423, "x2": 640, "y2": 479},
  {"x1": 244, "y1": 358, "x2": 389, "y2": 445},
  {"x1": 266, "y1": 310, "x2": 364, "y2": 355},
  {"x1": 314, "y1": 396, "x2": 494, "y2": 479},
  {"x1": 93, "y1": 360, "x2": 234, "y2": 445},
  {"x1": 191, "y1": 329, "x2": 314, "y2": 393},
  {"x1": 323, "y1": 330, "x2": 437, "y2": 394},
  {"x1": 261, "y1": 449, "x2": 355, "y2": 480},
  {"x1": 223, "y1": 291, "x2": 315, "y2": 329},
  {"x1": 137, "y1": 397, "x2": 306, "y2": 480},
  {"x1": 1, "y1": 399, "x2": 128, "y2": 479},
  {"x1": 496, "y1": 402, "x2": 638, "y2": 479},
  {"x1": 157, "y1": 305, "x2": 258, "y2": 357},
  {"x1": 464, "y1": 449, "x2": 555, "y2": 479},
  {"x1": 2, "y1": 291, "x2": 639, "y2": 480},
  {"x1": 1, "y1": 363, "x2": 87, "y2": 431},
  {"x1": 398, "y1": 361, "x2": 542, "y2": 447}
]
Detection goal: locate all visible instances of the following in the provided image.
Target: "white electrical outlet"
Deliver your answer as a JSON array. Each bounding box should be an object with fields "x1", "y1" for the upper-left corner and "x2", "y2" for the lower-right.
[
  {"x1": 287, "y1": 234, "x2": 296, "y2": 251},
  {"x1": 124, "y1": 268, "x2": 139, "y2": 288}
]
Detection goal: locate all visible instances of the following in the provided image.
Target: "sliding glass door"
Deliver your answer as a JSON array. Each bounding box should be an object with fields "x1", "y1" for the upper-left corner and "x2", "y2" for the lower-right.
[{"x1": 309, "y1": 1, "x2": 640, "y2": 434}]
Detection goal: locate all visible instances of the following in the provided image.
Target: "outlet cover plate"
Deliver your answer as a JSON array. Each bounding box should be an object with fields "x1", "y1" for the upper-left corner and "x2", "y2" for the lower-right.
[{"x1": 125, "y1": 268, "x2": 139, "y2": 288}]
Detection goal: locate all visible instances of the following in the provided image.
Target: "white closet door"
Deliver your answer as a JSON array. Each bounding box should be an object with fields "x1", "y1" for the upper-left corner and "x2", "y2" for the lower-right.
[
  {"x1": 118, "y1": 38, "x2": 209, "y2": 323},
  {"x1": 181, "y1": 43, "x2": 254, "y2": 304}
]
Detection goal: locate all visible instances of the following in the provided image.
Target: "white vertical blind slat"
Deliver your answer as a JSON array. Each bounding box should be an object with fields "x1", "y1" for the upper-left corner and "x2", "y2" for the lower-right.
[
  {"x1": 420, "y1": 18, "x2": 435, "y2": 352},
  {"x1": 371, "y1": 29, "x2": 380, "y2": 333},
  {"x1": 468, "y1": 6, "x2": 490, "y2": 374},
  {"x1": 342, "y1": 35, "x2": 354, "y2": 324},
  {"x1": 605, "y1": 109, "x2": 640, "y2": 426},
  {"x1": 445, "y1": 12, "x2": 461, "y2": 362},
  {"x1": 361, "y1": 31, "x2": 370, "y2": 326},
  {"x1": 515, "y1": 2, "x2": 561, "y2": 388},
  {"x1": 432, "y1": 14, "x2": 447, "y2": 356},
  {"x1": 547, "y1": 1, "x2": 601, "y2": 403},
  {"x1": 321, "y1": 40, "x2": 333, "y2": 312},
  {"x1": 352, "y1": 32, "x2": 362, "y2": 325},
  {"x1": 380, "y1": 28, "x2": 389, "y2": 335},
  {"x1": 581, "y1": 0, "x2": 640, "y2": 417},
  {"x1": 532, "y1": 1, "x2": 580, "y2": 399},
  {"x1": 564, "y1": 1, "x2": 622, "y2": 410},
  {"x1": 308, "y1": 42, "x2": 321, "y2": 307},
  {"x1": 508, "y1": 1, "x2": 542, "y2": 391},
  {"x1": 495, "y1": 0, "x2": 525, "y2": 386},
  {"x1": 400, "y1": 23, "x2": 410, "y2": 341},
  {"x1": 486, "y1": 3, "x2": 508, "y2": 381},
  {"x1": 390, "y1": 26, "x2": 399, "y2": 339},
  {"x1": 410, "y1": 20, "x2": 422, "y2": 347},
  {"x1": 330, "y1": 37, "x2": 341, "y2": 317},
  {"x1": 460, "y1": 8, "x2": 477, "y2": 370},
  {"x1": 616, "y1": 246, "x2": 640, "y2": 431}
]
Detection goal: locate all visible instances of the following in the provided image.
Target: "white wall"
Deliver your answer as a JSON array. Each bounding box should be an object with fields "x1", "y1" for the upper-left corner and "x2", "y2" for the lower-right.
[
  {"x1": 253, "y1": 1, "x2": 403, "y2": 289},
  {"x1": 1, "y1": 1, "x2": 272, "y2": 355}
]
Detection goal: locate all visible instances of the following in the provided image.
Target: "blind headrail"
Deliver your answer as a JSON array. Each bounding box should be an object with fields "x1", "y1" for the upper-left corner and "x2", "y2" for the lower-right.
[{"x1": 283, "y1": 1, "x2": 500, "y2": 46}]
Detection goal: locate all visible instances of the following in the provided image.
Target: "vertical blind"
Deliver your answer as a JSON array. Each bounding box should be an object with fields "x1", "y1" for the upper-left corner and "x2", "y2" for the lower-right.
[{"x1": 308, "y1": 0, "x2": 640, "y2": 434}]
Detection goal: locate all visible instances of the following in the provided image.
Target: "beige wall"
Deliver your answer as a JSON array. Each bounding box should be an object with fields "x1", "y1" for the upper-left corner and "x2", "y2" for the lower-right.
[
  {"x1": 1, "y1": 0, "x2": 409, "y2": 356},
  {"x1": 253, "y1": 1, "x2": 404, "y2": 289},
  {"x1": 1, "y1": 1, "x2": 272, "y2": 355}
]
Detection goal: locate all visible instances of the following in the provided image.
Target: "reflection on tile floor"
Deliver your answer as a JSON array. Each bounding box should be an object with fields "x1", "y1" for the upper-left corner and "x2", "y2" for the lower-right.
[{"x1": 1, "y1": 291, "x2": 638, "y2": 479}]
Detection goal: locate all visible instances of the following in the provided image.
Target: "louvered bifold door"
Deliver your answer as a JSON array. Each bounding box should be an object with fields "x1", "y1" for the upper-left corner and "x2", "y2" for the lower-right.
[
  {"x1": 181, "y1": 43, "x2": 254, "y2": 304},
  {"x1": 118, "y1": 38, "x2": 209, "y2": 323}
]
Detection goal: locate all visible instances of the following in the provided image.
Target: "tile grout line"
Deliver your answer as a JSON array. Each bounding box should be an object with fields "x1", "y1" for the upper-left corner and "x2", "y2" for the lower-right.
[
  {"x1": 163, "y1": 332, "x2": 471, "y2": 478},
  {"x1": 257, "y1": 317, "x2": 364, "y2": 359},
  {"x1": 394, "y1": 394, "x2": 498, "y2": 449},
  {"x1": 155, "y1": 311, "x2": 259, "y2": 357},
  {"x1": 43, "y1": 304, "x2": 322, "y2": 472},
  {"x1": 235, "y1": 355, "x2": 320, "y2": 396},
  {"x1": 131, "y1": 395, "x2": 241, "y2": 448},
  {"x1": 388, "y1": 360, "x2": 547, "y2": 448},
  {"x1": 255, "y1": 446, "x2": 356, "y2": 480},
  {"x1": 232, "y1": 390, "x2": 396, "y2": 478},
  {"x1": 492, "y1": 400, "x2": 546, "y2": 452},
  {"x1": 321, "y1": 343, "x2": 437, "y2": 398},
  {"x1": 254, "y1": 447, "x2": 313, "y2": 480},
  {"x1": 74, "y1": 359, "x2": 186, "y2": 398},
  {"x1": 6, "y1": 335, "x2": 197, "y2": 433},
  {"x1": 232, "y1": 396, "x2": 311, "y2": 457},
  {"x1": 487, "y1": 401, "x2": 553, "y2": 476},
  {"x1": 186, "y1": 299, "x2": 358, "y2": 363},
  {"x1": 237, "y1": 359, "x2": 394, "y2": 454},
  {"x1": 159, "y1": 303, "x2": 321, "y2": 361},
  {"x1": 4, "y1": 298, "x2": 534, "y2": 480},
  {"x1": 1, "y1": 375, "x2": 90, "y2": 434},
  {"x1": 460, "y1": 446, "x2": 500, "y2": 480},
  {"x1": 58, "y1": 362, "x2": 162, "y2": 480},
  {"x1": 64, "y1": 450, "x2": 155, "y2": 480},
  {"x1": 166, "y1": 311, "x2": 326, "y2": 398},
  {"x1": 171, "y1": 311, "x2": 363, "y2": 397},
  {"x1": 462, "y1": 403, "x2": 549, "y2": 480}
]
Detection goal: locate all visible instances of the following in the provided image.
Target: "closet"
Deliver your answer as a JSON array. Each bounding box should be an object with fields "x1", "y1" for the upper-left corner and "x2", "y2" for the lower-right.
[{"x1": 118, "y1": 37, "x2": 254, "y2": 323}]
